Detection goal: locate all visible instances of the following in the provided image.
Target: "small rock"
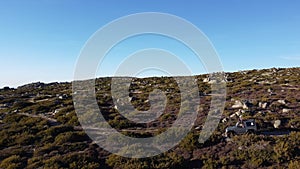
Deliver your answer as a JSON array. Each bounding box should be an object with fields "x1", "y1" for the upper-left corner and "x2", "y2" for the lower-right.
[
  {"x1": 274, "y1": 120, "x2": 281, "y2": 128},
  {"x1": 53, "y1": 109, "x2": 60, "y2": 115},
  {"x1": 203, "y1": 78, "x2": 210, "y2": 83},
  {"x1": 262, "y1": 103, "x2": 268, "y2": 109},
  {"x1": 242, "y1": 104, "x2": 249, "y2": 110},
  {"x1": 230, "y1": 113, "x2": 236, "y2": 118},
  {"x1": 277, "y1": 100, "x2": 286, "y2": 105},
  {"x1": 282, "y1": 109, "x2": 291, "y2": 113},
  {"x1": 195, "y1": 126, "x2": 202, "y2": 130},
  {"x1": 222, "y1": 118, "x2": 228, "y2": 123},
  {"x1": 259, "y1": 102, "x2": 268, "y2": 109},
  {"x1": 232, "y1": 100, "x2": 243, "y2": 109},
  {"x1": 235, "y1": 109, "x2": 243, "y2": 116}
]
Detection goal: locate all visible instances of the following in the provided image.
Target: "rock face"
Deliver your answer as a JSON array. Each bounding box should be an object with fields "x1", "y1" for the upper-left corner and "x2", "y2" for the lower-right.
[{"x1": 274, "y1": 120, "x2": 281, "y2": 128}]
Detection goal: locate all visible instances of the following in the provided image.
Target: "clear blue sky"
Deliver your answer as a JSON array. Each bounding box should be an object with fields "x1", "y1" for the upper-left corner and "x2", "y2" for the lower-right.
[{"x1": 1, "y1": 0, "x2": 300, "y2": 88}]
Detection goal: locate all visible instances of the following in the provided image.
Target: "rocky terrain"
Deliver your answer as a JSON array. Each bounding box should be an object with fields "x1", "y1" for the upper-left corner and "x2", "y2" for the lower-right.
[{"x1": 0, "y1": 67, "x2": 299, "y2": 169}]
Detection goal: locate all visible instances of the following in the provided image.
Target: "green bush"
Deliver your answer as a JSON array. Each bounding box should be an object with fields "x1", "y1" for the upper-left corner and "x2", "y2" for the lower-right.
[
  {"x1": 54, "y1": 131, "x2": 89, "y2": 145},
  {"x1": 106, "y1": 152, "x2": 185, "y2": 169},
  {"x1": 0, "y1": 155, "x2": 24, "y2": 169},
  {"x1": 288, "y1": 159, "x2": 300, "y2": 169}
]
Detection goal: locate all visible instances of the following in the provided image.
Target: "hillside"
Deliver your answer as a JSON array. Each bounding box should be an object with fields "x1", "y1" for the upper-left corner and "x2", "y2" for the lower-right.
[{"x1": 0, "y1": 67, "x2": 299, "y2": 169}]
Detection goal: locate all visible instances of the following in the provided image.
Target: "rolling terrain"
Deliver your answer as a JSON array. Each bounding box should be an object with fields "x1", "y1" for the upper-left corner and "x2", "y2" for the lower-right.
[{"x1": 0, "y1": 67, "x2": 299, "y2": 169}]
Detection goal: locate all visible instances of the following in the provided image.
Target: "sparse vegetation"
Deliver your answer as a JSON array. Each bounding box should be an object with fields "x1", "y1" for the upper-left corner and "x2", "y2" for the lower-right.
[{"x1": 0, "y1": 67, "x2": 299, "y2": 168}]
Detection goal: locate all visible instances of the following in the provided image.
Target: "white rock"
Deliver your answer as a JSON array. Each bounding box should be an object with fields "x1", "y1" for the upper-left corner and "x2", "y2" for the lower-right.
[
  {"x1": 282, "y1": 109, "x2": 291, "y2": 113},
  {"x1": 54, "y1": 109, "x2": 60, "y2": 114},
  {"x1": 274, "y1": 120, "x2": 281, "y2": 128},
  {"x1": 277, "y1": 100, "x2": 286, "y2": 105},
  {"x1": 262, "y1": 103, "x2": 268, "y2": 109},
  {"x1": 259, "y1": 102, "x2": 268, "y2": 109},
  {"x1": 242, "y1": 104, "x2": 249, "y2": 110},
  {"x1": 258, "y1": 102, "x2": 262, "y2": 108},
  {"x1": 203, "y1": 78, "x2": 210, "y2": 83},
  {"x1": 195, "y1": 126, "x2": 202, "y2": 130},
  {"x1": 232, "y1": 100, "x2": 243, "y2": 109},
  {"x1": 235, "y1": 109, "x2": 242, "y2": 116},
  {"x1": 208, "y1": 80, "x2": 217, "y2": 84},
  {"x1": 230, "y1": 113, "x2": 236, "y2": 118},
  {"x1": 222, "y1": 118, "x2": 228, "y2": 123}
]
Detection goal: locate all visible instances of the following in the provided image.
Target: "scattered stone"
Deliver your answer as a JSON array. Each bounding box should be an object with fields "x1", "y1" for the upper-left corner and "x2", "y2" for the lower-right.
[{"x1": 282, "y1": 109, "x2": 291, "y2": 113}]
